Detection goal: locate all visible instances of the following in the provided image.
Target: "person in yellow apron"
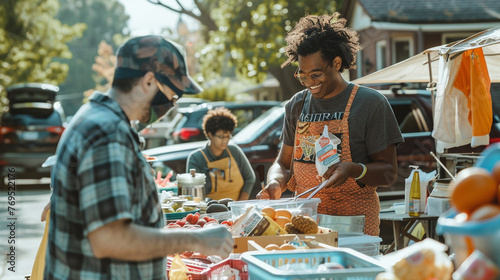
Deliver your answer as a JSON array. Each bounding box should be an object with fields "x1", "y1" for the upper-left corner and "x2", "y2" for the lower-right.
[
  {"x1": 187, "y1": 107, "x2": 256, "y2": 201},
  {"x1": 257, "y1": 13, "x2": 403, "y2": 236}
]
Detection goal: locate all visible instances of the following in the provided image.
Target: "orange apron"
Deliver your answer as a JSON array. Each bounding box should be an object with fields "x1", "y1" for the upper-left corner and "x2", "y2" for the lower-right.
[
  {"x1": 201, "y1": 148, "x2": 244, "y2": 201},
  {"x1": 287, "y1": 85, "x2": 380, "y2": 236}
]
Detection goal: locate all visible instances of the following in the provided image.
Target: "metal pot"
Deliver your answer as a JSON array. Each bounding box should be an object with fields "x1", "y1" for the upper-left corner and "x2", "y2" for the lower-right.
[{"x1": 177, "y1": 169, "x2": 206, "y2": 202}]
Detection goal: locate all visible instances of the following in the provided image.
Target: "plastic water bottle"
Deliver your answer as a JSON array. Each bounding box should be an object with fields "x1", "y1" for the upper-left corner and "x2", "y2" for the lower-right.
[{"x1": 409, "y1": 166, "x2": 421, "y2": 217}]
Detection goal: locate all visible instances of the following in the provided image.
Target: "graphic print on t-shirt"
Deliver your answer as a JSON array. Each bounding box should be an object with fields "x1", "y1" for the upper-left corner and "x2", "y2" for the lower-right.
[
  {"x1": 294, "y1": 132, "x2": 343, "y2": 164},
  {"x1": 299, "y1": 111, "x2": 345, "y2": 122}
]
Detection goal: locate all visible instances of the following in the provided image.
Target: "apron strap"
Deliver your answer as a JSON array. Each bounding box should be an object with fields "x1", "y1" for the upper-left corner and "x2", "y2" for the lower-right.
[
  {"x1": 340, "y1": 84, "x2": 359, "y2": 133},
  {"x1": 200, "y1": 150, "x2": 210, "y2": 163}
]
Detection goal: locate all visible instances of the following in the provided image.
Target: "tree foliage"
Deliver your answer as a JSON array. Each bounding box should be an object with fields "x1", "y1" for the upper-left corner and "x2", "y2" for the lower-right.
[
  {"x1": 0, "y1": 0, "x2": 85, "y2": 107},
  {"x1": 147, "y1": 0, "x2": 340, "y2": 100},
  {"x1": 56, "y1": 0, "x2": 129, "y2": 97}
]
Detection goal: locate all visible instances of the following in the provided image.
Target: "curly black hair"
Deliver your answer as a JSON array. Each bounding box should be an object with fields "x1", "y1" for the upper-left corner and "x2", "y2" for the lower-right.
[
  {"x1": 202, "y1": 107, "x2": 238, "y2": 138},
  {"x1": 281, "y1": 13, "x2": 361, "y2": 72}
]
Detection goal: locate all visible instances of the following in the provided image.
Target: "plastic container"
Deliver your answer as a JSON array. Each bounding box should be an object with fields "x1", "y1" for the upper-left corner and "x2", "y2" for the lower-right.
[
  {"x1": 164, "y1": 209, "x2": 199, "y2": 221},
  {"x1": 338, "y1": 234, "x2": 382, "y2": 257},
  {"x1": 317, "y1": 214, "x2": 365, "y2": 234},
  {"x1": 436, "y1": 143, "x2": 500, "y2": 268},
  {"x1": 427, "y1": 196, "x2": 451, "y2": 216},
  {"x1": 241, "y1": 248, "x2": 385, "y2": 280},
  {"x1": 228, "y1": 198, "x2": 321, "y2": 221}
]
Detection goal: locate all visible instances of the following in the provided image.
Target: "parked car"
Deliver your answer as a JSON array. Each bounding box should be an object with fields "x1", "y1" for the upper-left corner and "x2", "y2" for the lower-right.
[
  {"x1": 139, "y1": 98, "x2": 207, "y2": 149},
  {"x1": 0, "y1": 83, "x2": 65, "y2": 185},
  {"x1": 170, "y1": 101, "x2": 282, "y2": 144}
]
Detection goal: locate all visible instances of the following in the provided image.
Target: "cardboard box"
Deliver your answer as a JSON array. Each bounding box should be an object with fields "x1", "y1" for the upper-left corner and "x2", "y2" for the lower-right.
[{"x1": 232, "y1": 227, "x2": 338, "y2": 253}]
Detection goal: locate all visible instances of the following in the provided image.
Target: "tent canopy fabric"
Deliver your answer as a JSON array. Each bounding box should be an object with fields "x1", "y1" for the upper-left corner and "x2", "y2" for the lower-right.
[{"x1": 353, "y1": 27, "x2": 500, "y2": 85}]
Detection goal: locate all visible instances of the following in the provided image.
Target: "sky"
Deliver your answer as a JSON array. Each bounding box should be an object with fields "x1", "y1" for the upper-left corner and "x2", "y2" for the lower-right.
[{"x1": 118, "y1": 0, "x2": 198, "y2": 36}]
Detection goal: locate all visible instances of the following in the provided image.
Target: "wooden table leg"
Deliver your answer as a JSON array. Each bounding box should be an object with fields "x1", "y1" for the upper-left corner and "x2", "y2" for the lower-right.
[{"x1": 392, "y1": 221, "x2": 403, "y2": 250}]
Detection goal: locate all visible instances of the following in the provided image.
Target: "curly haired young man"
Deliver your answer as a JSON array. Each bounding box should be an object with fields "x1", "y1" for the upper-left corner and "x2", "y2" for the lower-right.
[{"x1": 258, "y1": 13, "x2": 403, "y2": 236}]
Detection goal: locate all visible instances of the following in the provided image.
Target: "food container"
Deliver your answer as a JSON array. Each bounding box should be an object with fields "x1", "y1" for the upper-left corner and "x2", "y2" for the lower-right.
[
  {"x1": 241, "y1": 247, "x2": 384, "y2": 280},
  {"x1": 171, "y1": 199, "x2": 188, "y2": 211},
  {"x1": 177, "y1": 169, "x2": 206, "y2": 202},
  {"x1": 228, "y1": 198, "x2": 321, "y2": 221},
  {"x1": 338, "y1": 234, "x2": 382, "y2": 257},
  {"x1": 317, "y1": 214, "x2": 365, "y2": 234}
]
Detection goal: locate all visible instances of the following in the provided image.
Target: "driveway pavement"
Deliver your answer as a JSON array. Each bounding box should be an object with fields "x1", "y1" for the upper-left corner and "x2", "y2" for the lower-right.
[{"x1": 0, "y1": 182, "x2": 51, "y2": 280}]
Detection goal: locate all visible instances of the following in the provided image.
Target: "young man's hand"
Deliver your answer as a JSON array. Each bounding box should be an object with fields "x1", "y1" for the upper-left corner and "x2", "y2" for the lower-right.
[{"x1": 256, "y1": 179, "x2": 282, "y2": 200}]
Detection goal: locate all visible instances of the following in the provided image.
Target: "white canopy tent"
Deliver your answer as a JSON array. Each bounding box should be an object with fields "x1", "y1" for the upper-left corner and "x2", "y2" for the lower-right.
[
  {"x1": 353, "y1": 27, "x2": 500, "y2": 153},
  {"x1": 353, "y1": 27, "x2": 500, "y2": 85}
]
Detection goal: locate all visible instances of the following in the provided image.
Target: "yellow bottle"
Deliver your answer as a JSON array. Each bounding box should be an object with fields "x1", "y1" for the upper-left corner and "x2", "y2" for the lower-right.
[{"x1": 409, "y1": 166, "x2": 421, "y2": 217}]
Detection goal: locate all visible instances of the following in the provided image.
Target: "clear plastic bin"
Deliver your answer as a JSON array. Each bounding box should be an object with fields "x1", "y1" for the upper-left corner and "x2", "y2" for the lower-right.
[
  {"x1": 241, "y1": 247, "x2": 384, "y2": 280},
  {"x1": 338, "y1": 234, "x2": 382, "y2": 257},
  {"x1": 228, "y1": 198, "x2": 321, "y2": 220},
  {"x1": 317, "y1": 214, "x2": 365, "y2": 234}
]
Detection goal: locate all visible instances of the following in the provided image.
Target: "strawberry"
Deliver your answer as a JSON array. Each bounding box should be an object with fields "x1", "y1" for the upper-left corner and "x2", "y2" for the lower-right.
[
  {"x1": 167, "y1": 223, "x2": 181, "y2": 228},
  {"x1": 185, "y1": 213, "x2": 199, "y2": 224},
  {"x1": 195, "y1": 219, "x2": 206, "y2": 227},
  {"x1": 203, "y1": 216, "x2": 211, "y2": 222},
  {"x1": 175, "y1": 220, "x2": 186, "y2": 227}
]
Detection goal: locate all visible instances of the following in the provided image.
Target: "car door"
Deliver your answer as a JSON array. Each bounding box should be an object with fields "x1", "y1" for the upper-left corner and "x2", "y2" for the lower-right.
[{"x1": 387, "y1": 96, "x2": 436, "y2": 196}]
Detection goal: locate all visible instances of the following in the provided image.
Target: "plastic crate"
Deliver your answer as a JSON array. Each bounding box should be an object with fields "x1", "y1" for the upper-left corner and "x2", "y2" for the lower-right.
[
  {"x1": 228, "y1": 198, "x2": 321, "y2": 221},
  {"x1": 241, "y1": 248, "x2": 385, "y2": 280},
  {"x1": 164, "y1": 210, "x2": 199, "y2": 221},
  {"x1": 338, "y1": 235, "x2": 382, "y2": 257},
  {"x1": 166, "y1": 258, "x2": 248, "y2": 280}
]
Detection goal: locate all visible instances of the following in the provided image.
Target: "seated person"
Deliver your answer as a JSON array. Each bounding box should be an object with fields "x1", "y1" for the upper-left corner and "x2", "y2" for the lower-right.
[{"x1": 186, "y1": 107, "x2": 255, "y2": 201}]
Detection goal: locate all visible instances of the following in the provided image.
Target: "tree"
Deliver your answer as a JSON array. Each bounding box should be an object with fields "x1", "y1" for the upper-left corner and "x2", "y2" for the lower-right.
[
  {"x1": 146, "y1": 0, "x2": 340, "y2": 100},
  {"x1": 0, "y1": 0, "x2": 85, "y2": 108},
  {"x1": 55, "y1": 0, "x2": 129, "y2": 111}
]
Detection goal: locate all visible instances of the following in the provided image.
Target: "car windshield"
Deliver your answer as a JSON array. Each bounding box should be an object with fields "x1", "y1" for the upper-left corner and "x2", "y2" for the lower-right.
[{"x1": 232, "y1": 105, "x2": 284, "y2": 144}]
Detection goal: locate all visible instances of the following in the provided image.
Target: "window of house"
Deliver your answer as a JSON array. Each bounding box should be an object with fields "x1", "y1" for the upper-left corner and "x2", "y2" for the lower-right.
[
  {"x1": 376, "y1": 40, "x2": 387, "y2": 70},
  {"x1": 392, "y1": 37, "x2": 414, "y2": 64},
  {"x1": 442, "y1": 33, "x2": 474, "y2": 44}
]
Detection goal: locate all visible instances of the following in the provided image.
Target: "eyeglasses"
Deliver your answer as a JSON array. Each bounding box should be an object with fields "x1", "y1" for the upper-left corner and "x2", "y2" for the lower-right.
[
  {"x1": 214, "y1": 134, "x2": 232, "y2": 140},
  {"x1": 294, "y1": 60, "x2": 333, "y2": 83}
]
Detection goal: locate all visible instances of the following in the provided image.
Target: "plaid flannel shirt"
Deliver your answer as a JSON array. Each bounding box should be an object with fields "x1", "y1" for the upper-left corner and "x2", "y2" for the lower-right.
[{"x1": 45, "y1": 93, "x2": 166, "y2": 280}]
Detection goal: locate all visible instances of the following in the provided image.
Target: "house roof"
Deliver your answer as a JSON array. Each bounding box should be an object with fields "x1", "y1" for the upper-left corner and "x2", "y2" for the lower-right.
[{"x1": 357, "y1": 0, "x2": 500, "y2": 23}]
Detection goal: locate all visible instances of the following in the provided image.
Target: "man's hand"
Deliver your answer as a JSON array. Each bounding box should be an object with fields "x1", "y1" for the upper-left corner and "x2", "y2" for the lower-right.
[
  {"x1": 316, "y1": 162, "x2": 356, "y2": 188},
  {"x1": 192, "y1": 227, "x2": 234, "y2": 258},
  {"x1": 256, "y1": 179, "x2": 282, "y2": 200},
  {"x1": 41, "y1": 201, "x2": 51, "y2": 222}
]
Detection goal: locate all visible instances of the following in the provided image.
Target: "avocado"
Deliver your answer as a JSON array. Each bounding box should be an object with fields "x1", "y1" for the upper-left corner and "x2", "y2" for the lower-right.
[
  {"x1": 206, "y1": 203, "x2": 229, "y2": 213},
  {"x1": 207, "y1": 200, "x2": 219, "y2": 207},
  {"x1": 218, "y1": 198, "x2": 234, "y2": 207}
]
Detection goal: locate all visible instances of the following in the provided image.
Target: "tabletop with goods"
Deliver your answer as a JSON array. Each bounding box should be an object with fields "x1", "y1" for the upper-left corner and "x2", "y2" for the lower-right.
[{"x1": 152, "y1": 143, "x2": 500, "y2": 280}]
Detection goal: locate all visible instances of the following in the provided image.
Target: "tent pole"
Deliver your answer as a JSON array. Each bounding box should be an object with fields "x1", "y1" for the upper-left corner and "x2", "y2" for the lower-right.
[{"x1": 427, "y1": 52, "x2": 435, "y2": 119}]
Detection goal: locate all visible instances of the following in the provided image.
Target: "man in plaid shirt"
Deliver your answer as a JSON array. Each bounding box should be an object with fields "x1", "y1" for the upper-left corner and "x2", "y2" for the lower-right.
[{"x1": 44, "y1": 36, "x2": 234, "y2": 279}]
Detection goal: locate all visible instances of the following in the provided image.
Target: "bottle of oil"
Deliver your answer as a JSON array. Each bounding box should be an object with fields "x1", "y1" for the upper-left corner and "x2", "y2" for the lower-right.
[{"x1": 409, "y1": 166, "x2": 421, "y2": 217}]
